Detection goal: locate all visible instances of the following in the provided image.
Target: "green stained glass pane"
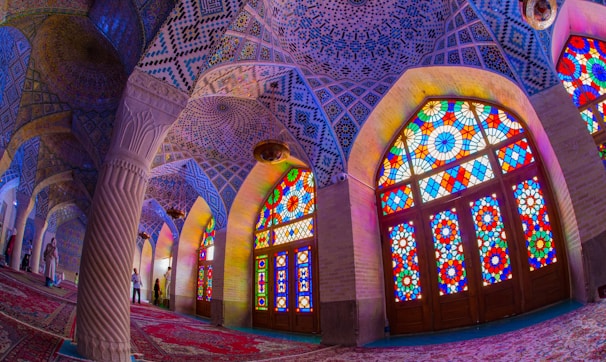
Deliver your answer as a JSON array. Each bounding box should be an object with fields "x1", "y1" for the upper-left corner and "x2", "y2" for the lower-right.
[
  {"x1": 255, "y1": 230, "x2": 270, "y2": 249},
  {"x1": 255, "y1": 255, "x2": 268, "y2": 310},
  {"x1": 197, "y1": 266, "x2": 204, "y2": 300}
]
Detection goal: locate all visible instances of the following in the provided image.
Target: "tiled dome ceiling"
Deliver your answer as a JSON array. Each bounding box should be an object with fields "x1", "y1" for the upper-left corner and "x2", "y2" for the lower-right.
[{"x1": 273, "y1": 0, "x2": 449, "y2": 81}]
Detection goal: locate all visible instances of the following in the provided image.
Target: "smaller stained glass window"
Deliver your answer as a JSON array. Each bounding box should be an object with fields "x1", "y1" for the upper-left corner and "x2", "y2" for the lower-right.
[
  {"x1": 470, "y1": 195, "x2": 512, "y2": 285},
  {"x1": 430, "y1": 209, "x2": 468, "y2": 295},
  {"x1": 206, "y1": 266, "x2": 213, "y2": 301},
  {"x1": 274, "y1": 251, "x2": 288, "y2": 312},
  {"x1": 197, "y1": 266, "x2": 205, "y2": 300},
  {"x1": 295, "y1": 246, "x2": 313, "y2": 313},
  {"x1": 389, "y1": 221, "x2": 422, "y2": 302},
  {"x1": 255, "y1": 255, "x2": 268, "y2": 311},
  {"x1": 255, "y1": 230, "x2": 270, "y2": 249},
  {"x1": 513, "y1": 177, "x2": 557, "y2": 271}
]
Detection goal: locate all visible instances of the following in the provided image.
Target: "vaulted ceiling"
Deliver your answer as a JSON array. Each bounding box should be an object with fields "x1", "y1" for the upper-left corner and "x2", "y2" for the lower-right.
[{"x1": 0, "y1": 0, "x2": 578, "y2": 247}]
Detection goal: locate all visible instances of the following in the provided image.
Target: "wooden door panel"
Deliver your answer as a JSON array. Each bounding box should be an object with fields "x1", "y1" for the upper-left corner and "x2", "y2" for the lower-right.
[
  {"x1": 294, "y1": 313, "x2": 316, "y2": 333},
  {"x1": 391, "y1": 303, "x2": 432, "y2": 334},
  {"x1": 435, "y1": 294, "x2": 475, "y2": 329},
  {"x1": 196, "y1": 300, "x2": 211, "y2": 317},
  {"x1": 481, "y1": 283, "x2": 518, "y2": 321}
]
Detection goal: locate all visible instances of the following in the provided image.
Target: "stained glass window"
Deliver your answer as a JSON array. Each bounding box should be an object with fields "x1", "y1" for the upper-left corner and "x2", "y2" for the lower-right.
[
  {"x1": 255, "y1": 255, "x2": 268, "y2": 311},
  {"x1": 430, "y1": 209, "x2": 468, "y2": 295},
  {"x1": 295, "y1": 246, "x2": 313, "y2": 312},
  {"x1": 389, "y1": 221, "x2": 422, "y2": 301},
  {"x1": 513, "y1": 177, "x2": 557, "y2": 271},
  {"x1": 557, "y1": 35, "x2": 606, "y2": 165},
  {"x1": 197, "y1": 266, "x2": 205, "y2": 301},
  {"x1": 252, "y1": 168, "x2": 317, "y2": 330},
  {"x1": 470, "y1": 195, "x2": 512, "y2": 285},
  {"x1": 197, "y1": 217, "x2": 215, "y2": 303},
  {"x1": 275, "y1": 251, "x2": 288, "y2": 312},
  {"x1": 378, "y1": 99, "x2": 560, "y2": 318}
]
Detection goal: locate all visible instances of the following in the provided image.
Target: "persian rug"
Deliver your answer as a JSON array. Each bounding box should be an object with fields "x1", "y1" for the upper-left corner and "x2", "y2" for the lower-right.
[
  {"x1": 130, "y1": 305, "x2": 325, "y2": 361},
  {"x1": 0, "y1": 269, "x2": 77, "y2": 338},
  {"x1": 287, "y1": 301, "x2": 606, "y2": 362},
  {"x1": 0, "y1": 312, "x2": 63, "y2": 361},
  {"x1": 2, "y1": 268, "x2": 79, "y2": 301}
]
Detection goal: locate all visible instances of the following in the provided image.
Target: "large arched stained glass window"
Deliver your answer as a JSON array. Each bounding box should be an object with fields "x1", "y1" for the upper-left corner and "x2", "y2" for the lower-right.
[
  {"x1": 252, "y1": 168, "x2": 319, "y2": 333},
  {"x1": 557, "y1": 35, "x2": 606, "y2": 165},
  {"x1": 377, "y1": 99, "x2": 568, "y2": 334},
  {"x1": 196, "y1": 216, "x2": 215, "y2": 317}
]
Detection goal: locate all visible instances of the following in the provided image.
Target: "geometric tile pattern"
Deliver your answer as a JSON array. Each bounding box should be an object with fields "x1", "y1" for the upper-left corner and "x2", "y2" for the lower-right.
[
  {"x1": 0, "y1": 27, "x2": 30, "y2": 152},
  {"x1": 422, "y1": 1, "x2": 517, "y2": 82},
  {"x1": 138, "y1": 0, "x2": 244, "y2": 92},
  {"x1": 35, "y1": 186, "x2": 50, "y2": 219},
  {"x1": 256, "y1": 70, "x2": 345, "y2": 187},
  {"x1": 72, "y1": 109, "x2": 116, "y2": 167},
  {"x1": 145, "y1": 173, "x2": 200, "y2": 221},
  {"x1": 305, "y1": 74, "x2": 395, "y2": 158},
  {"x1": 272, "y1": 0, "x2": 449, "y2": 81},
  {"x1": 16, "y1": 137, "x2": 40, "y2": 197},
  {"x1": 470, "y1": 0, "x2": 561, "y2": 95}
]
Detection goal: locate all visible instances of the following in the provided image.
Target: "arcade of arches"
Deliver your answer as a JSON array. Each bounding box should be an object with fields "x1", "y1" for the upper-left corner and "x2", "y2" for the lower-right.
[{"x1": 1, "y1": 0, "x2": 606, "y2": 361}]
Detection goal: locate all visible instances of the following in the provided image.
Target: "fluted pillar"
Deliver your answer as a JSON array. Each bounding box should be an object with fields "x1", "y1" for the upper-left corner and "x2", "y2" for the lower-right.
[
  {"x1": 76, "y1": 70, "x2": 187, "y2": 361},
  {"x1": 31, "y1": 216, "x2": 48, "y2": 274},
  {"x1": 9, "y1": 192, "x2": 32, "y2": 270}
]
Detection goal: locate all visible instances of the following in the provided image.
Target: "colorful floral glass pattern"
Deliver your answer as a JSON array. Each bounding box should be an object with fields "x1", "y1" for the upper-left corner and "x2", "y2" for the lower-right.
[
  {"x1": 274, "y1": 217, "x2": 314, "y2": 245},
  {"x1": 203, "y1": 217, "x2": 215, "y2": 247},
  {"x1": 380, "y1": 184, "x2": 414, "y2": 215},
  {"x1": 255, "y1": 255, "x2": 268, "y2": 311},
  {"x1": 497, "y1": 138, "x2": 535, "y2": 173},
  {"x1": 430, "y1": 209, "x2": 468, "y2": 295},
  {"x1": 254, "y1": 230, "x2": 270, "y2": 249},
  {"x1": 205, "y1": 266, "x2": 213, "y2": 301},
  {"x1": 513, "y1": 178, "x2": 557, "y2": 271},
  {"x1": 473, "y1": 103, "x2": 524, "y2": 144},
  {"x1": 470, "y1": 195, "x2": 512, "y2": 285},
  {"x1": 275, "y1": 251, "x2": 288, "y2": 312},
  {"x1": 295, "y1": 246, "x2": 313, "y2": 312},
  {"x1": 557, "y1": 36, "x2": 606, "y2": 108},
  {"x1": 418, "y1": 155, "x2": 494, "y2": 202},
  {"x1": 377, "y1": 134, "x2": 411, "y2": 189},
  {"x1": 273, "y1": 169, "x2": 316, "y2": 225},
  {"x1": 389, "y1": 221, "x2": 422, "y2": 302},
  {"x1": 406, "y1": 100, "x2": 485, "y2": 174},
  {"x1": 197, "y1": 266, "x2": 205, "y2": 301}
]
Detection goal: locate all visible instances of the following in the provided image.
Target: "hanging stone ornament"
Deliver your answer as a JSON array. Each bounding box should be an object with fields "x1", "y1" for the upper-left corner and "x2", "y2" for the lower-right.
[{"x1": 520, "y1": 0, "x2": 558, "y2": 31}]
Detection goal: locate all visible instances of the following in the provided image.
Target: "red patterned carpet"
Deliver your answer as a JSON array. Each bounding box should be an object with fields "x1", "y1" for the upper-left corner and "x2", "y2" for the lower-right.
[
  {"x1": 1, "y1": 266, "x2": 605, "y2": 361},
  {"x1": 130, "y1": 304, "x2": 324, "y2": 361}
]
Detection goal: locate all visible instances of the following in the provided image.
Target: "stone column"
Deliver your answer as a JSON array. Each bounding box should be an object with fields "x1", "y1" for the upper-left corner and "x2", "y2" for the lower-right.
[
  {"x1": 31, "y1": 216, "x2": 47, "y2": 274},
  {"x1": 76, "y1": 70, "x2": 187, "y2": 361},
  {"x1": 9, "y1": 191, "x2": 32, "y2": 270}
]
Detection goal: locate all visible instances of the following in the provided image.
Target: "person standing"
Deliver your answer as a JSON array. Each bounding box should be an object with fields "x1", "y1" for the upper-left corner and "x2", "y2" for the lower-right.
[
  {"x1": 131, "y1": 268, "x2": 142, "y2": 304},
  {"x1": 43, "y1": 238, "x2": 59, "y2": 287},
  {"x1": 4, "y1": 230, "x2": 15, "y2": 266},
  {"x1": 153, "y1": 278, "x2": 161, "y2": 306},
  {"x1": 164, "y1": 266, "x2": 172, "y2": 307}
]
